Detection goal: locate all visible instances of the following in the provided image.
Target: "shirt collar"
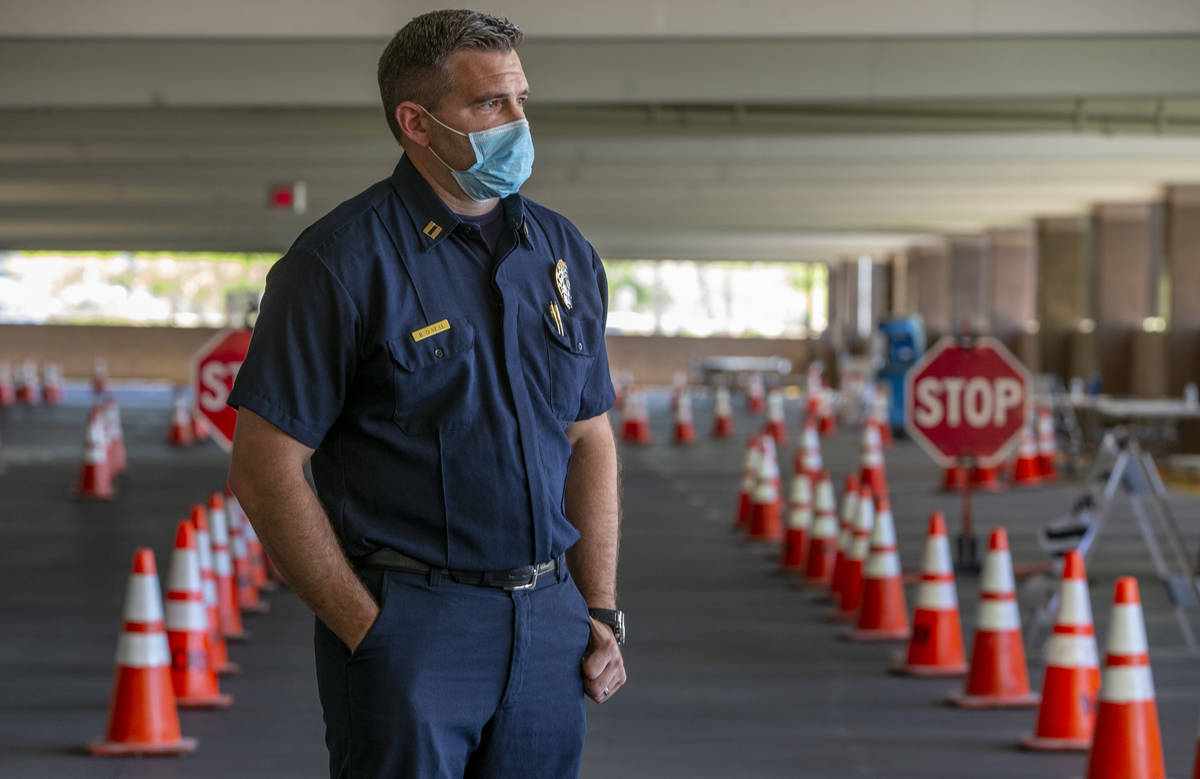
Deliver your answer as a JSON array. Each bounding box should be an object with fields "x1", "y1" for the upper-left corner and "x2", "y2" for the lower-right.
[{"x1": 390, "y1": 155, "x2": 535, "y2": 253}]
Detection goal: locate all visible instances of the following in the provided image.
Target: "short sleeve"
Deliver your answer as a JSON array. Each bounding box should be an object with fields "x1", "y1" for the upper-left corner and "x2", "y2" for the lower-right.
[
  {"x1": 575, "y1": 247, "x2": 617, "y2": 421},
  {"x1": 227, "y1": 248, "x2": 359, "y2": 448}
]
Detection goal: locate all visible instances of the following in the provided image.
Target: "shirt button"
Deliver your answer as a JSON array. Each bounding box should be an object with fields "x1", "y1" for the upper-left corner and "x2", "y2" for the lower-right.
[
  {"x1": 434, "y1": 347, "x2": 445, "y2": 359},
  {"x1": 576, "y1": 341, "x2": 584, "y2": 352}
]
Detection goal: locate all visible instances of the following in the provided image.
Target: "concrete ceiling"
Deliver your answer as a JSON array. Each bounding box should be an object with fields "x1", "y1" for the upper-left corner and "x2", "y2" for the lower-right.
[{"x1": 3, "y1": 1, "x2": 1200, "y2": 260}]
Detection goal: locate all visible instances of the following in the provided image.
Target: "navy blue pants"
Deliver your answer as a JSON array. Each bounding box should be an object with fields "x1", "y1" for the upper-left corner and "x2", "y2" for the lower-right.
[{"x1": 314, "y1": 563, "x2": 592, "y2": 778}]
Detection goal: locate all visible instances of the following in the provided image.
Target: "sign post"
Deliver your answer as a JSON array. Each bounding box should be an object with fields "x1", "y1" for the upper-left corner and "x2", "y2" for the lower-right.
[
  {"x1": 904, "y1": 335, "x2": 1031, "y2": 572},
  {"x1": 191, "y1": 329, "x2": 252, "y2": 451}
]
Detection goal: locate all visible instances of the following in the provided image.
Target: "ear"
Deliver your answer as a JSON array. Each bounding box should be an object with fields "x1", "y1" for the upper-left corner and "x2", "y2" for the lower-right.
[{"x1": 395, "y1": 103, "x2": 430, "y2": 147}]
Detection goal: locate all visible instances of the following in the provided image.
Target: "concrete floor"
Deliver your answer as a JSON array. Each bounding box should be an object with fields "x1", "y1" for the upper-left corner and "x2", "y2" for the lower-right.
[{"x1": 2, "y1": 389, "x2": 1199, "y2": 778}]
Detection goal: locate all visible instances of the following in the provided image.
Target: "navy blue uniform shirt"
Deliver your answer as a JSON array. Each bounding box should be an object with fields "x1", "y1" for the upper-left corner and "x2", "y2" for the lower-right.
[{"x1": 228, "y1": 155, "x2": 615, "y2": 570}]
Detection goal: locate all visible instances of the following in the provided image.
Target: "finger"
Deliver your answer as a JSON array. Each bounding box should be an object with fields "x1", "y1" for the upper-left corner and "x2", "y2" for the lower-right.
[{"x1": 581, "y1": 643, "x2": 618, "y2": 680}]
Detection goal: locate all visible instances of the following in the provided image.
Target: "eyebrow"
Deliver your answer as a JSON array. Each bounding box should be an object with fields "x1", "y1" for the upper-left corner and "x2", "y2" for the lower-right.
[{"x1": 472, "y1": 88, "x2": 530, "y2": 104}]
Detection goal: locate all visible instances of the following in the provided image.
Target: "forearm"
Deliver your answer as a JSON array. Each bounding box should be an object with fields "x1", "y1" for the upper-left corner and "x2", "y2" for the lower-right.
[
  {"x1": 230, "y1": 468, "x2": 377, "y2": 649},
  {"x1": 563, "y1": 417, "x2": 621, "y2": 609}
]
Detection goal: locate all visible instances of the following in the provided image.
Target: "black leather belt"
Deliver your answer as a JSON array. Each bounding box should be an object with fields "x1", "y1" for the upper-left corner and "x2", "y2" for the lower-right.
[{"x1": 355, "y1": 547, "x2": 559, "y2": 591}]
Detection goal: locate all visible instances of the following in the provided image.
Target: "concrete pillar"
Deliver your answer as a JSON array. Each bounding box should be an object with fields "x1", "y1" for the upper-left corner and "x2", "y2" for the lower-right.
[
  {"x1": 1092, "y1": 203, "x2": 1161, "y2": 396},
  {"x1": 987, "y1": 228, "x2": 1039, "y2": 373},
  {"x1": 1037, "y1": 216, "x2": 1091, "y2": 383},
  {"x1": 1167, "y1": 185, "x2": 1200, "y2": 395},
  {"x1": 908, "y1": 242, "x2": 950, "y2": 341},
  {"x1": 827, "y1": 261, "x2": 848, "y2": 354},
  {"x1": 872, "y1": 261, "x2": 891, "y2": 328},
  {"x1": 890, "y1": 254, "x2": 908, "y2": 316},
  {"x1": 948, "y1": 235, "x2": 990, "y2": 334}
]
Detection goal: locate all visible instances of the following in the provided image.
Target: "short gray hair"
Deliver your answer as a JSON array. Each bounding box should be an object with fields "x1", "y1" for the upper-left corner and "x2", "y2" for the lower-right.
[{"x1": 378, "y1": 9, "x2": 524, "y2": 144}]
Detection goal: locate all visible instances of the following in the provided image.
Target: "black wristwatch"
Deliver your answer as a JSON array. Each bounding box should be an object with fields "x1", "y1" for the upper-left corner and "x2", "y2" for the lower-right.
[{"x1": 588, "y1": 608, "x2": 626, "y2": 646}]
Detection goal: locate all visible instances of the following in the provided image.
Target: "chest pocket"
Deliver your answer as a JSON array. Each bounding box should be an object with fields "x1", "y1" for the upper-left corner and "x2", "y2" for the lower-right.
[
  {"x1": 386, "y1": 320, "x2": 478, "y2": 435},
  {"x1": 543, "y1": 310, "x2": 600, "y2": 423}
]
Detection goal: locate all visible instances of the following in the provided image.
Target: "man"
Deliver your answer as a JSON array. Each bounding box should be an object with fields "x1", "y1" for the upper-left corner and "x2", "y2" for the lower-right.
[{"x1": 227, "y1": 10, "x2": 625, "y2": 778}]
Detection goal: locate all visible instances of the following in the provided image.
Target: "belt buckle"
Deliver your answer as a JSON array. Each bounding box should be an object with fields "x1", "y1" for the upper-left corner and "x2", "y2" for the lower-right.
[{"x1": 504, "y1": 566, "x2": 539, "y2": 591}]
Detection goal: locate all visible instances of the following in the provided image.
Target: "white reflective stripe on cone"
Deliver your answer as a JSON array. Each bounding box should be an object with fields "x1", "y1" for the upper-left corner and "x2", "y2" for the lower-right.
[
  {"x1": 872, "y1": 510, "x2": 897, "y2": 547},
  {"x1": 1100, "y1": 665, "x2": 1156, "y2": 703},
  {"x1": 195, "y1": 530, "x2": 214, "y2": 571},
  {"x1": 849, "y1": 535, "x2": 871, "y2": 561},
  {"x1": 811, "y1": 516, "x2": 838, "y2": 537},
  {"x1": 213, "y1": 550, "x2": 233, "y2": 577},
  {"x1": 209, "y1": 509, "x2": 230, "y2": 544},
  {"x1": 916, "y1": 580, "x2": 958, "y2": 609},
  {"x1": 116, "y1": 632, "x2": 172, "y2": 668},
  {"x1": 864, "y1": 551, "x2": 900, "y2": 578},
  {"x1": 790, "y1": 476, "x2": 811, "y2": 503},
  {"x1": 977, "y1": 600, "x2": 1021, "y2": 631},
  {"x1": 1045, "y1": 633, "x2": 1099, "y2": 668},
  {"x1": 1057, "y1": 579, "x2": 1095, "y2": 626},
  {"x1": 231, "y1": 534, "x2": 248, "y2": 558},
  {"x1": 202, "y1": 578, "x2": 218, "y2": 606},
  {"x1": 923, "y1": 536, "x2": 953, "y2": 575},
  {"x1": 980, "y1": 550, "x2": 1016, "y2": 594},
  {"x1": 787, "y1": 507, "x2": 812, "y2": 531},
  {"x1": 123, "y1": 574, "x2": 164, "y2": 623},
  {"x1": 166, "y1": 600, "x2": 209, "y2": 632},
  {"x1": 1107, "y1": 604, "x2": 1150, "y2": 654},
  {"x1": 167, "y1": 550, "x2": 201, "y2": 593}
]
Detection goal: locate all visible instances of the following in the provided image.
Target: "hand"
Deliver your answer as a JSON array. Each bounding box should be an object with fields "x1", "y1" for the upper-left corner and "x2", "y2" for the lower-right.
[
  {"x1": 344, "y1": 603, "x2": 381, "y2": 655},
  {"x1": 581, "y1": 617, "x2": 626, "y2": 703}
]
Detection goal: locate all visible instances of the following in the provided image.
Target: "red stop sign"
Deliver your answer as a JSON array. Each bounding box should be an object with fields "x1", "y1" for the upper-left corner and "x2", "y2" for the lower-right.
[
  {"x1": 191, "y1": 329, "x2": 252, "y2": 451},
  {"x1": 904, "y1": 336, "x2": 1031, "y2": 467}
]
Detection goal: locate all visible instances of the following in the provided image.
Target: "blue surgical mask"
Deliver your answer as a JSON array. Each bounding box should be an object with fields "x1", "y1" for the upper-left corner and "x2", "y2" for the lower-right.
[{"x1": 421, "y1": 107, "x2": 534, "y2": 201}]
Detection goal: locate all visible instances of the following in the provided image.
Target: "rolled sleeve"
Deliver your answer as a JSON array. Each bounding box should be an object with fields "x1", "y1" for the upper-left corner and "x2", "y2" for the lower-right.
[
  {"x1": 575, "y1": 249, "x2": 616, "y2": 421},
  {"x1": 227, "y1": 248, "x2": 359, "y2": 449}
]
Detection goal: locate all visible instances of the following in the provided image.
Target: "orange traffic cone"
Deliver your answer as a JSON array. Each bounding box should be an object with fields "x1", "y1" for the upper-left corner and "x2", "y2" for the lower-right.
[
  {"x1": 16, "y1": 359, "x2": 40, "y2": 405},
  {"x1": 76, "y1": 407, "x2": 116, "y2": 500},
  {"x1": 941, "y1": 464, "x2": 969, "y2": 492},
  {"x1": 831, "y1": 484, "x2": 874, "y2": 622},
  {"x1": 780, "y1": 472, "x2": 812, "y2": 572},
  {"x1": 892, "y1": 512, "x2": 966, "y2": 676},
  {"x1": 1010, "y1": 424, "x2": 1042, "y2": 486},
  {"x1": 872, "y1": 385, "x2": 892, "y2": 446},
  {"x1": 1084, "y1": 577, "x2": 1165, "y2": 779},
  {"x1": 167, "y1": 392, "x2": 193, "y2": 447},
  {"x1": 0, "y1": 362, "x2": 14, "y2": 407},
  {"x1": 92, "y1": 356, "x2": 109, "y2": 395},
  {"x1": 673, "y1": 392, "x2": 696, "y2": 445},
  {"x1": 802, "y1": 471, "x2": 839, "y2": 586},
  {"x1": 192, "y1": 411, "x2": 209, "y2": 442},
  {"x1": 827, "y1": 476, "x2": 862, "y2": 602},
  {"x1": 1020, "y1": 549, "x2": 1099, "y2": 751},
  {"x1": 859, "y1": 421, "x2": 888, "y2": 498},
  {"x1": 87, "y1": 549, "x2": 197, "y2": 756},
  {"x1": 712, "y1": 386, "x2": 734, "y2": 438},
  {"x1": 948, "y1": 528, "x2": 1039, "y2": 708},
  {"x1": 747, "y1": 372, "x2": 765, "y2": 414},
  {"x1": 817, "y1": 388, "x2": 837, "y2": 436},
  {"x1": 42, "y1": 362, "x2": 64, "y2": 405},
  {"x1": 763, "y1": 389, "x2": 787, "y2": 445},
  {"x1": 227, "y1": 494, "x2": 268, "y2": 614},
  {"x1": 843, "y1": 493, "x2": 909, "y2": 641},
  {"x1": 748, "y1": 438, "x2": 783, "y2": 542},
  {"x1": 105, "y1": 398, "x2": 127, "y2": 477},
  {"x1": 620, "y1": 388, "x2": 651, "y2": 444},
  {"x1": 189, "y1": 505, "x2": 239, "y2": 675},
  {"x1": 1036, "y1": 405, "x2": 1058, "y2": 480},
  {"x1": 165, "y1": 520, "x2": 233, "y2": 708},
  {"x1": 734, "y1": 435, "x2": 762, "y2": 532},
  {"x1": 969, "y1": 464, "x2": 1002, "y2": 491},
  {"x1": 793, "y1": 417, "x2": 823, "y2": 480},
  {"x1": 207, "y1": 493, "x2": 246, "y2": 641}
]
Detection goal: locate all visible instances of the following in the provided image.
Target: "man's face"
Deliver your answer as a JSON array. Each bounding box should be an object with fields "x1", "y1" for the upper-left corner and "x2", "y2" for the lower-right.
[{"x1": 423, "y1": 48, "x2": 530, "y2": 171}]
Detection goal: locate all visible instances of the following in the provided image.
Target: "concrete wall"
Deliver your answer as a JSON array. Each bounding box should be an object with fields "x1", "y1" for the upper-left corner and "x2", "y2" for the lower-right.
[{"x1": 0, "y1": 324, "x2": 823, "y2": 388}]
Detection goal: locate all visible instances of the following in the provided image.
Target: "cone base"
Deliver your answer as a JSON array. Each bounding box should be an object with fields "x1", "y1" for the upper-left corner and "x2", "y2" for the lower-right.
[
  {"x1": 946, "y1": 691, "x2": 1039, "y2": 709},
  {"x1": 828, "y1": 609, "x2": 857, "y2": 623},
  {"x1": 240, "y1": 600, "x2": 270, "y2": 614},
  {"x1": 840, "y1": 627, "x2": 910, "y2": 643},
  {"x1": 216, "y1": 661, "x2": 241, "y2": 676},
  {"x1": 222, "y1": 629, "x2": 249, "y2": 642},
  {"x1": 887, "y1": 653, "x2": 967, "y2": 677},
  {"x1": 1019, "y1": 733, "x2": 1091, "y2": 752},
  {"x1": 86, "y1": 736, "x2": 197, "y2": 756},
  {"x1": 176, "y1": 692, "x2": 234, "y2": 709}
]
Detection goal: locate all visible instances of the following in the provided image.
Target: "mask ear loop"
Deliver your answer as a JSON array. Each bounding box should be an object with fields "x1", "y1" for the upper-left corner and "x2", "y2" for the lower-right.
[{"x1": 418, "y1": 105, "x2": 473, "y2": 175}]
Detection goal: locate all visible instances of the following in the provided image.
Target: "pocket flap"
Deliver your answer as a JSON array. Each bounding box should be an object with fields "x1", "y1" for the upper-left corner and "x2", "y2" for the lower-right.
[
  {"x1": 387, "y1": 319, "x2": 475, "y2": 372},
  {"x1": 544, "y1": 312, "x2": 598, "y2": 357}
]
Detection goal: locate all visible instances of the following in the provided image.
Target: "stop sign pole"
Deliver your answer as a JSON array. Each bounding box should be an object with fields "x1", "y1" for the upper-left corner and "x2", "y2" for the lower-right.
[
  {"x1": 904, "y1": 334, "x2": 1031, "y2": 573},
  {"x1": 191, "y1": 328, "x2": 253, "y2": 451}
]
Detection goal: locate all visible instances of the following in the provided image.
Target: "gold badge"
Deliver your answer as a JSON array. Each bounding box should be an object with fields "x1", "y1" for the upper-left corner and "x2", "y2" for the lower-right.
[{"x1": 554, "y1": 259, "x2": 573, "y2": 310}]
